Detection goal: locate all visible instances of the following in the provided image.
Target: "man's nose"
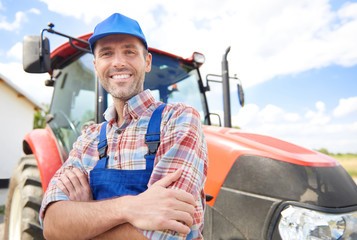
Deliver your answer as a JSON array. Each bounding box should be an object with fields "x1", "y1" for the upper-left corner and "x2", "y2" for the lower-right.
[{"x1": 112, "y1": 53, "x2": 125, "y2": 68}]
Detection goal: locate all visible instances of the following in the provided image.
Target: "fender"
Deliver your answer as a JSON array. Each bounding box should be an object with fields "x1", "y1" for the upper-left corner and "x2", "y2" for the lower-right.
[
  {"x1": 23, "y1": 126, "x2": 62, "y2": 192},
  {"x1": 203, "y1": 126, "x2": 245, "y2": 206}
]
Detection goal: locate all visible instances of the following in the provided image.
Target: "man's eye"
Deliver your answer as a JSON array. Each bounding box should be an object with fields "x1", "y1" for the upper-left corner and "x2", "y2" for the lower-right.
[
  {"x1": 100, "y1": 52, "x2": 112, "y2": 57},
  {"x1": 126, "y1": 50, "x2": 135, "y2": 55}
]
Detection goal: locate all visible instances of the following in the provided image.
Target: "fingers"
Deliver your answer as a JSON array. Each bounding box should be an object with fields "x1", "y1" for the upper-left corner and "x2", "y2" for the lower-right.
[
  {"x1": 126, "y1": 169, "x2": 197, "y2": 234},
  {"x1": 58, "y1": 172, "x2": 76, "y2": 195},
  {"x1": 72, "y1": 168, "x2": 90, "y2": 189},
  {"x1": 56, "y1": 168, "x2": 92, "y2": 201},
  {"x1": 171, "y1": 189, "x2": 196, "y2": 207},
  {"x1": 57, "y1": 179, "x2": 69, "y2": 196},
  {"x1": 153, "y1": 168, "x2": 182, "y2": 188},
  {"x1": 166, "y1": 219, "x2": 191, "y2": 235},
  {"x1": 160, "y1": 193, "x2": 195, "y2": 227},
  {"x1": 167, "y1": 195, "x2": 196, "y2": 218},
  {"x1": 64, "y1": 169, "x2": 82, "y2": 189},
  {"x1": 168, "y1": 209, "x2": 194, "y2": 228}
]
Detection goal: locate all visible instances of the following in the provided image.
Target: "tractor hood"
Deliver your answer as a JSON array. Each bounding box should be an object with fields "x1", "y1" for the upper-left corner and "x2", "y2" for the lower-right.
[
  {"x1": 202, "y1": 125, "x2": 342, "y2": 205},
  {"x1": 203, "y1": 125, "x2": 338, "y2": 168}
]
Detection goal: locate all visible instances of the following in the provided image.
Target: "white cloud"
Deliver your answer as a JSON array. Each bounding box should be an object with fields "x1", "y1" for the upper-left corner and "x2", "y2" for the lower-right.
[
  {"x1": 37, "y1": 0, "x2": 357, "y2": 88},
  {"x1": 338, "y1": 2, "x2": 357, "y2": 20},
  {"x1": 233, "y1": 103, "x2": 260, "y2": 127},
  {"x1": 234, "y1": 103, "x2": 304, "y2": 128},
  {"x1": 230, "y1": 100, "x2": 356, "y2": 153},
  {"x1": 259, "y1": 104, "x2": 284, "y2": 123},
  {"x1": 6, "y1": 42, "x2": 22, "y2": 60},
  {"x1": 39, "y1": 0, "x2": 158, "y2": 24},
  {"x1": 284, "y1": 113, "x2": 301, "y2": 122},
  {"x1": 305, "y1": 101, "x2": 330, "y2": 125},
  {"x1": 0, "y1": 11, "x2": 27, "y2": 31},
  {"x1": 29, "y1": 8, "x2": 41, "y2": 15},
  {"x1": 10, "y1": 0, "x2": 356, "y2": 154},
  {"x1": 0, "y1": 62, "x2": 52, "y2": 104},
  {"x1": 333, "y1": 96, "x2": 357, "y2": 117},
  {"x1": 0, "y1": 8, "x2": 40, "y2": 31}
]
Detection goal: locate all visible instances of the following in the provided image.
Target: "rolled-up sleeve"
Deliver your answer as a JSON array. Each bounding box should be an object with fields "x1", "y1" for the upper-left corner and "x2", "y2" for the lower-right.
[{"x1": 39, "y1": 125, "x2": 100, "y2": 225}]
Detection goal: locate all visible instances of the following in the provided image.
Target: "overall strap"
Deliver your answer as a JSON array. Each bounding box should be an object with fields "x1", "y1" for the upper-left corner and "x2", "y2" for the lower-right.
[
  {"x1": 145, "y1": 103, "x2": 167, "y2": 170},
  {"x1": 94, "y1": 121, "x2": 109, "y2": 169},
  {"x1": 94, "y1": 104, "x2": 167, "y2": 171}
]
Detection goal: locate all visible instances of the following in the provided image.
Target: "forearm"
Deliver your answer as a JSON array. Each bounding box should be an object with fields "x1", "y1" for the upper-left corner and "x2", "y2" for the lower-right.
[
  {"x1": 93, "y1": 223, "x2": 148, "y2": 240},
  {"x1": 43, "y1": 198, "x2": 129, "y2": 240},
  {"x1": 45, "y1": 168, "x2": 195, "y2": 239}
]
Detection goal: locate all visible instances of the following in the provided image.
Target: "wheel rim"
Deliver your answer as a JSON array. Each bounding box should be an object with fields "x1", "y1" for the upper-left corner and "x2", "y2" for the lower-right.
[{"x1": 8, "y1": 185, "x2": 22, "y2": 240}]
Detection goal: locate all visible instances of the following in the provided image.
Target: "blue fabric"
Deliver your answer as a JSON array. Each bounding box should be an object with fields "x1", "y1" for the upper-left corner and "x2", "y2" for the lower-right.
[
  {"x1": 88, "y1": 13, "x2": 147, "y2": 53},
  {"x1": 89, "y1": 104, "x2": 166, "y2": 200},
  {"x1": 95, "y1": 121, "x2": 108, "y2": 169}
]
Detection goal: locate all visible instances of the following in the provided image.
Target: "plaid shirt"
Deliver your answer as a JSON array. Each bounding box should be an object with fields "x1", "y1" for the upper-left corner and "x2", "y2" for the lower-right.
[{"x1": 40, "y1": 90, "x2": 208, "y2": 239}]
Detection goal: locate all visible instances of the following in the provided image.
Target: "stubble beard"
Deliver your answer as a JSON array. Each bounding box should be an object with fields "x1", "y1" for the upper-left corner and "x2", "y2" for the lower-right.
[
  {"x1": 108, "y1": 81, "x2": 142, "y2": 101},
  {"x1": 102, "y1": 71, "x2": 144, "y2": 101}
]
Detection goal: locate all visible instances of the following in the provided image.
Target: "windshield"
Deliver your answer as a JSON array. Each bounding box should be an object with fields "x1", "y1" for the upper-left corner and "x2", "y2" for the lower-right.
[
  {"x1": 48, "y1": 51, "x2": 207, "y2": 157},
  {"x1": 107, "y1": 51, "x2": 206, "y2": 123},
  {"x1": 49, "y1": 53, "x2": 96, "y2": 156}
]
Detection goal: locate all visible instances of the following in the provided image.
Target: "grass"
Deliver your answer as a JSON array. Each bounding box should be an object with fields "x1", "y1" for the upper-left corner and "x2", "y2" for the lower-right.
[
  {"x1": 328, "y1": 153, "x2": 357, "y2": 178},
  {"x1": 0, "y1": 205, "x2": 4, "y2": 215}
]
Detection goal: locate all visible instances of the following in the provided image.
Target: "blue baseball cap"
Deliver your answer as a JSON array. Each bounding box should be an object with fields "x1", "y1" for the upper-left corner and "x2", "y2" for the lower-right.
[{"x1": 88, "y1": 13, "x2": 147, "y2": 53}]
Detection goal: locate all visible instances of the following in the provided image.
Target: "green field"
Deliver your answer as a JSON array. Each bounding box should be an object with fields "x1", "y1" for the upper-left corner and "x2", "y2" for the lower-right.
[{"x1": 328, "y1": 153, "x2": 357, "y2": 178}]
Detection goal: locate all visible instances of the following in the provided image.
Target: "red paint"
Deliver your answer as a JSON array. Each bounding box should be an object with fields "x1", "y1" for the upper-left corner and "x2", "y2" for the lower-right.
[
  {"x1": 48, "y1": 33, "x2": 340, "y2": 207},
  {"x1": 23, "y1": 127, "x2": 63, "y2": 192},
  {"x1": 202, "y1": 126, "x2": 338, "y2": 205},
  {"x1": 49, "y1": 33, "x2": 196, "y2": 69}
]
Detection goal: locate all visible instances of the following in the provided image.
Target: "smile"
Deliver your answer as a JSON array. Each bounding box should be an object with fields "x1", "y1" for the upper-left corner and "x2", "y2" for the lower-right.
[{"x1": 111, "y1": 74, "x2": 132, "y2": 79}]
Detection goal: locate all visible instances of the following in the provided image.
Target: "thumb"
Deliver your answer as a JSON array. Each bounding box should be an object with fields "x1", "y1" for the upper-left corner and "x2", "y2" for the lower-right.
[{"x1": 153, "y1": 168, "x2": 182, "y2": 188}]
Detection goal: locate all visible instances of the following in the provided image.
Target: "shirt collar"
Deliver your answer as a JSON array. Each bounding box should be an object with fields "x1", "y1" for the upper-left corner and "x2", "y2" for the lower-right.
[{"x1": 103, "y1": 89, "x2": 156, "y2": 123}]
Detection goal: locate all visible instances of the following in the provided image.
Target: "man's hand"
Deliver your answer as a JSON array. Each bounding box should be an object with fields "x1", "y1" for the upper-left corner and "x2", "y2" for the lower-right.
[
  {"x1": 54, "y1": 168, "x2": 195, "y2": 236},
  {"x1": 57, "y1": 168, "x2": 93, "y2": 201},
  {"x1": 124, "y1": 168, "x2": 196, "y2": 235}
]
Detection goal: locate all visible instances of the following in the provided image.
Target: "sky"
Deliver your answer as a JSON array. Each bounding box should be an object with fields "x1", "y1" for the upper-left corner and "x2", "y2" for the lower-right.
[{"x1": 0, "y1": 0, "x2": 356, "y2": 153}]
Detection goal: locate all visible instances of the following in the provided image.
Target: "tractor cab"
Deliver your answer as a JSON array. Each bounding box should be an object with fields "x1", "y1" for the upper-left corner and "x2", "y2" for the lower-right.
[{"x1": 23, "y1": 25, "x2": 211, "y2": 162}]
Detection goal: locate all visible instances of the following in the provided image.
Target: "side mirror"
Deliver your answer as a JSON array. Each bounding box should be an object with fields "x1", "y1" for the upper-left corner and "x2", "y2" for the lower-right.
[{"x1": 23, "y1": 35, "x2": 50, "y2": 73}]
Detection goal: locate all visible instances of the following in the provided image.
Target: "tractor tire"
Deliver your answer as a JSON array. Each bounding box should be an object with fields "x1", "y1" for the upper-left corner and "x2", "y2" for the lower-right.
[{"x1": 3, "y1": 155, "x2": 45, "y2": 240}]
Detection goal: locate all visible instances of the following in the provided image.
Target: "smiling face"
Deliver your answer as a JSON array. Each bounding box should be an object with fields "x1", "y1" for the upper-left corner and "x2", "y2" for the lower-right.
[{"x1": 93, "y1": 34, "x2": 152, "y2": 101}]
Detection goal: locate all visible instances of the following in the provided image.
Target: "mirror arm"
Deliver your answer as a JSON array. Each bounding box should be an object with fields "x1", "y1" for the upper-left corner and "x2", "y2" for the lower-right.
[
  {"x1": 41, "y1": 23, "x2": 91, "y2": 53},
  {"x1": 68, "y1": 39, "x2": 91, "y2": 53},
  {"x1": 206, "y1": 74, "x2": 242, "y2": 85},
  {"x1": 40, "y1": 28, "x2": 46, "y2": 58}
]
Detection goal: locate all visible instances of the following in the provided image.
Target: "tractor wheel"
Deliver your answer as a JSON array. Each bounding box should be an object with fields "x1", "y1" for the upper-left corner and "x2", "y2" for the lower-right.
[{"x1": 3, "y1": 155, "x2": 44, "y2": 240}]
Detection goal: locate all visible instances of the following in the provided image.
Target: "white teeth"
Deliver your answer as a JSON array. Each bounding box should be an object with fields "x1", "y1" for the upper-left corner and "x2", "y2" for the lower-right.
[{"x1": 112, "y1": 74, "x2": 130, "y2": 79}]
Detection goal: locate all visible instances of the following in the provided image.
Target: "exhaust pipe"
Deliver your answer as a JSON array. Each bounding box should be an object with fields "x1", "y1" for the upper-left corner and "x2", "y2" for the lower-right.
[{"x1": 222, "y1": 46, "x2": 231, "y2": 128}]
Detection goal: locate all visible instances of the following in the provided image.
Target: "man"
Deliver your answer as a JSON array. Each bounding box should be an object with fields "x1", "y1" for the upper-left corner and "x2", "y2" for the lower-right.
[{"x1": 40, "y1": 13, "x2": 208, "y2": 240}]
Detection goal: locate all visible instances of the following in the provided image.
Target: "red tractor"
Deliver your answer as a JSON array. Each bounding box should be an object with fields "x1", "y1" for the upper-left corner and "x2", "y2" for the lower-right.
[{"x1": 3, "y1": 23, "x2": 357, "y2": 240}]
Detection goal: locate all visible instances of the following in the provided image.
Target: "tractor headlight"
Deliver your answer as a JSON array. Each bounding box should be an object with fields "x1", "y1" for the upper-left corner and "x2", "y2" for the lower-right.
[{"x1": 278, "y1": 205, "x2": 357, "y2": 240}]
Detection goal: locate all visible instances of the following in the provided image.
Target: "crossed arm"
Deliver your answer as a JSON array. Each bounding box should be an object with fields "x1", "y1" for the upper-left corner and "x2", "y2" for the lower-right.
[{"x1": 43, "y1": 168, "x2": 195, "y2": 240}]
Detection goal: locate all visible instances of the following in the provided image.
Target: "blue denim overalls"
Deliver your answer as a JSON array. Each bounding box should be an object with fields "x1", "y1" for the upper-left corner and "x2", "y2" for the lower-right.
[{"x1": 89, "y1": 104, "x2": 166, "y2": 200}]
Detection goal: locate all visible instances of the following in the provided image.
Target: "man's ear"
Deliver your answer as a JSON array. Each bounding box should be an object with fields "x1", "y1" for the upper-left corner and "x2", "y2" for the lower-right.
[
  {"x1": 93, "y1": 58, "x2": 98, "y2": 76},
  {"x1": 145, "y1": 53, "x2": 152, "y2": 73}
]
